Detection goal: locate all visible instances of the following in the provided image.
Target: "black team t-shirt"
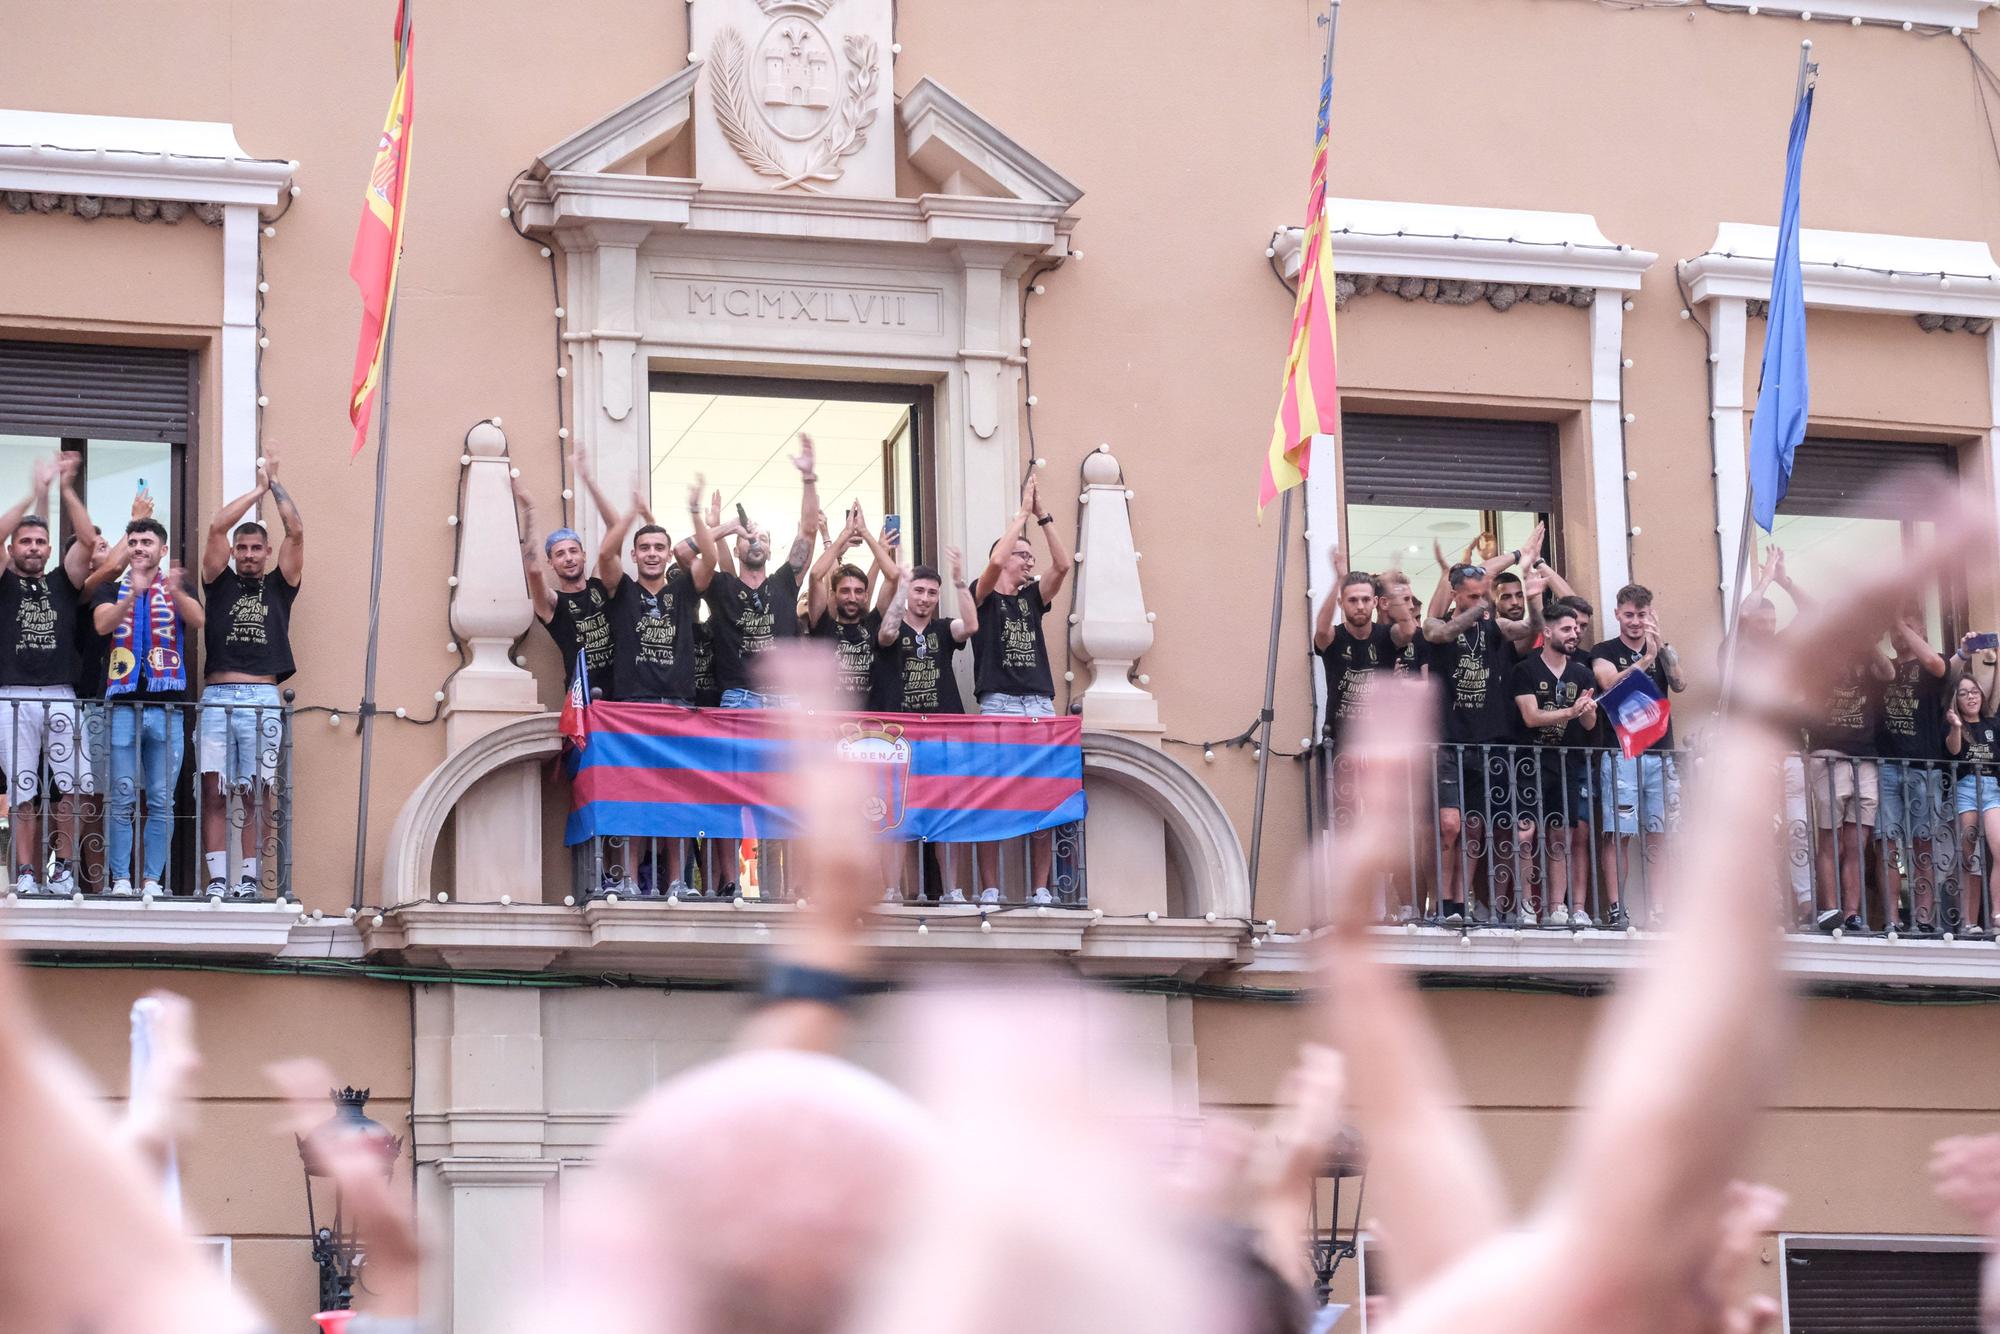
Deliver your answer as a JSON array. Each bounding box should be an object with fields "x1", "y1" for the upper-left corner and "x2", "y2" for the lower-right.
[
  {"x1": 972, "y1": 578, "x2": 1055, "y2": 700},
  {"x1": 1508, "y1": 652, "x2": 1596, "y2": 748},
  {"x1": 1391, "y1": 629, "x2": 1429, "y2": 679},
  {"x1": 1432, "y1": 614, "x2": 1516, "y2": 745},
  {"x1": 1319, "y1": 621, "x2": 1397, "y2": 750},
  {"x1": 875, "y1": 620, "x2": 966, "y2": 714},
  {"x1": 1808, "y1": 663, "x2": 1882, "y2": 756},
  {"x1": 203, "y1": 567, "x2": 300, "y2": 682},
  {"x1": 1956, "y1": 718, "x2": 2000, "y2": 774},
  {"x1": 691, "y1": 616, "x2": 721, "y2": 708},
  {"x1": 606, "y1": 568, "x2": 702, "y2": 702},
  {"x1": 704, "y1": 563, "x2": 804, "y2": 693},
  {"x1": 541, "y1": 578, "x2": 616, "y2": 693},
  {"x1": 809, "y1": 610, "x2": 882, "y2": 705},
  {"x1": 0, "y1": 566, "x2": 82, "y2": 687},
  {"x1": 1588, "y1": 636, "x2": 1676, "y2": 752},
  {"x1": 1877, "y1": 656, "x2": 1948, "y2": 763}
]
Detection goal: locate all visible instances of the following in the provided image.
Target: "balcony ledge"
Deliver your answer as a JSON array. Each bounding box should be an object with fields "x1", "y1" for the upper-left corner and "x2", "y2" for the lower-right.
[
  {"x1": 1232, "y1": 926, "x2": 2000, "y2": 990},
  {"x1": 364, "y1": 901, "x2": 1247, "y2": 980},
  {"x1": 2, "y1": 898, "x2": 313, "y2": 957}
]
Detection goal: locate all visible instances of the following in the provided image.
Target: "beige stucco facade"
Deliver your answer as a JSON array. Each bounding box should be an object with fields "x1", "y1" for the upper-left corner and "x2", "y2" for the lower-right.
[{"x1": 6, "y1": 0, "x2": 2000, "y2": 1327}]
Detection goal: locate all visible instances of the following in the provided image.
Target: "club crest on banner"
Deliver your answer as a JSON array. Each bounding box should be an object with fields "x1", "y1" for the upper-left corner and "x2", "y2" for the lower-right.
[{"x1": 836, "y1": 718, "x2": 911, "y2": 833}]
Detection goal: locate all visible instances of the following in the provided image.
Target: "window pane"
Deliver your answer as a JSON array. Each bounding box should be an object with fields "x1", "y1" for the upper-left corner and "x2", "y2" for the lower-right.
[
  {"x1": 649, "y1": 389, "x2": 912, "y2": 552},
  {"x1": 0, "y1": 435, "x2": 57, "y2": 524},
  {"x1": 1345, "y1": 504, "x2": 1543, "y2": 585},
  {"x1": 84, "y1": 439, "x2": 172, "y2": 544},
  {"x1": 1765, "y1": 514, "x2": 1944, "y2": 638}
]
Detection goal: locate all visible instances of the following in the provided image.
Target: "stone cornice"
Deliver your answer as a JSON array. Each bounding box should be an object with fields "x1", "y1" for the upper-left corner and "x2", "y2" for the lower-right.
[
  {"x1": 510, "y1": 172, "x2": 1073, "y2": 256},
  {"x1": 1681, "y1": 222, "x2": 2000, "y2": 318},
  {"x1": 0, "y1": 109, "x2": 293, "y2": 209},
  {"x1": 2, "y1": 898, "x2": 308, "y2": 956},
  {"x1": 1273, "y1": 198, "x2": 1654, "y2": 293},
  {"x1": 898, "y1": 78, "x2": 1084, "y2": 205}
]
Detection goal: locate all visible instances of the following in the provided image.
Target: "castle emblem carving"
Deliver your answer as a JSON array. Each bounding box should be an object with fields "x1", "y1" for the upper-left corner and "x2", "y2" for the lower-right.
[{"x1": 707, "y1": 0, "x2": 880, "y2": 192}]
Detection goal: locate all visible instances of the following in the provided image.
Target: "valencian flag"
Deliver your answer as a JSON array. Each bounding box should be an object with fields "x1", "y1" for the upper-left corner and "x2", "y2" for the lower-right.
[
  {"x1": 1749, "y1": 82, "x2": 1814, "y2": 531},
  {"x1": 347, "y1": 2, "x2": 414, "y2": 456},
  {"x1": 1600, "y1": 669, "x2": 1671, "y2": 760},
  {"x1": 1259, "y1": 60, "x2": 1340, "y2": 509}
]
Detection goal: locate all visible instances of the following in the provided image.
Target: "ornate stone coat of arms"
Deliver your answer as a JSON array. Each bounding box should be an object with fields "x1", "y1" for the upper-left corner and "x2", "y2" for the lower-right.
[{"x1": 700, "y1": 0, "x2": 884, "y2": 194}]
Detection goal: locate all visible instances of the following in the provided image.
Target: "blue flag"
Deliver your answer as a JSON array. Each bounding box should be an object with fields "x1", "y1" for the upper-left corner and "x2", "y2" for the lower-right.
[{"x1": 1749, "y1": 85, "x2": 1815, "y2": 532}]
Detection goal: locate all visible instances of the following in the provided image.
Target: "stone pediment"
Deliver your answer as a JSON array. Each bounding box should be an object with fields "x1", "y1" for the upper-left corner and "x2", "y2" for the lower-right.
[{"x1": 511, "y1": 70, "x2": 1081, "y2": 240}]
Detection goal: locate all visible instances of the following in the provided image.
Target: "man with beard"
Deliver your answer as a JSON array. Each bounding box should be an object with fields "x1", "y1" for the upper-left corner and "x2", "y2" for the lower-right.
[
  {"x1": 1588, "y1": 583, "x2": 1688, "y2": 927},
  {"x1": 874, "y1": 547, "x2": 979, "y2": 901},
  {"x1": 970, "y1": 473, "x2": 1073, "y2": 906},
  {"x1": 1314, "y1": 550, "x2": 1418, "y2": 754},
  {"x1": 705, "y1": 437, "x2": 820, "y2": 709},
  {"x1": 196, "y1": 446, "x2": 303, "y2": 901},
  {"x1": 517, "y1": 442, "x2": 634, "y2": 698},
  {"x1": 1511, "y1": 602, "x2": 1598, "y2": 926},
  {"x1": 808, "y1": 501, "x2": 897, "y2": 707},
  {"x1": 701, "y1": 438, "x2": 819, "y2": 898},
  {"x1": 0, "y1": 454, "x2": 106, "y2": 896},
  {"x1": 1423, "y1": 532, "x2": 1544, "y2": 926}
]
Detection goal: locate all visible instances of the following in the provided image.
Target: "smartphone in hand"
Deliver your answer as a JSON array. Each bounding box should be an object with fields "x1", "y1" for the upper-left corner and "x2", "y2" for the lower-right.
[
  {"x1": 882, "y1": 513, "x2": 901, "y2": 545},
  {"x1": 1970, "y1": 632, "x2": 2000, "y2": 652}
]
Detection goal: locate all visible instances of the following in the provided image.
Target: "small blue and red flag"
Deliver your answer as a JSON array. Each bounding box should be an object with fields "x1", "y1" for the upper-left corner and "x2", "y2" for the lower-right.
[
  {"x1": 1600, "y1": 669, "x2": 1671, "y2": 759},
  {"x1": 559, "y1": 654, "x2": 591, "y2": 751}
]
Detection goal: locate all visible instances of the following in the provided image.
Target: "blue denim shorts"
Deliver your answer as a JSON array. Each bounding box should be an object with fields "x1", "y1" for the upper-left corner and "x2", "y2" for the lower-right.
[
  {"x1": 1954, "y1": 773, "x2": 2000, "y2": 816},
  {"x1": 197, "y1": 683, "x2": 283, "y2": 792},
  {"x1": 1597, "y1": 752, "x2": 1680, "y2": 835},
  {"x1": 720, "y1": 688, "x2": 796, "y2": 709},
  {"x1": 978, "y1": 692, "x2": 1056, "y2": 718},
  {"x1": 1877, "y1": 763, "x2": 1947, "y2": 842}
]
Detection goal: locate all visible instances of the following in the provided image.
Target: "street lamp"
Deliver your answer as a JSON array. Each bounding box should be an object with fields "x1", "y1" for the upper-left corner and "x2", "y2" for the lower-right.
[
  {"x1": 297, "y1": 1086, "x2": 402, "y2": 1314},
  {"x1": 1307, "y1": 1130, "x2": 1367, "y2": 1307}
]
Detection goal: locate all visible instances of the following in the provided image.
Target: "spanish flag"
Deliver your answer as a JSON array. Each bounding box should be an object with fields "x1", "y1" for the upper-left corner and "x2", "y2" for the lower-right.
[
  {"x1": 347, "y1": 5, "x2": 414, "y2": 457},
  {"x1": 1259, "y1": 64, "x2": 1339, "y2": 509}
]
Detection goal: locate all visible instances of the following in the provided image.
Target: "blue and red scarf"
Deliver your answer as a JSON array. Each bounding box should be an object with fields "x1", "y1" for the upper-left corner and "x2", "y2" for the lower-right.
[{"x1": 106, "y1": 574, "x2": 187, "y2": 697}]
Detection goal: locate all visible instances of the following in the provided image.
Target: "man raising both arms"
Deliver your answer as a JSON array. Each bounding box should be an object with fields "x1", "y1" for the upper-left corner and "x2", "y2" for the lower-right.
[
  {"x1": 598, "y1": 478, "x2": 719, "y2": 898},
  {"x1": 517, "y1": 442, "x2": 627, "y2": 699},
  {"x1": 703, "y1": 436, "x2": 819, "y2": 898},
  {"x1": 196, "y1": 446, "x2": 303, "y2": 901},
  {"x1": 808, "y1": 501, "x2": 897, "y2": 707},
  {"x1": 1423, "y1": 525, "x2": 1543, "y2": 926},
  {"x1": 0, "y1": 454, "x2": 106, "y2": 896},
  {"x1": 971, "y1": 472, "x2": 1073, "y2": 906},
  {"x1": 874, "y1": 546, "x2": 979, "y2": 902},
  {"x1": 1315, "y1": 547, "x2": 1419, "y2": 755}
]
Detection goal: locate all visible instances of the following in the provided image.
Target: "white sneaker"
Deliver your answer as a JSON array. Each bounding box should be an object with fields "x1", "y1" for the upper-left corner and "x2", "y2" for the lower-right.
[
  {"x1": 1571, "y1": 908, "x2": 1594, "y2": 929},
  {"x1": 108, "y1": 878, "x2": 136, "y2": 898},
  {"x1": 44, "y1": 861, "x2": 75, "y2": 896},
  {"x1": 13, "y1": 868, "x2": 37, "y2": 897},
  {"x1": 1028, "y1": 887, "x2": 1053, "y2": 906},
  {"x1": 1518, "y1": 909, "x2": 1539, "y2": 928},
  {"x1": 141, "y1": 879, "x2": 163, "y2": 899},
  {"x1": 1545, "y1": 906, "x2": 1571, "y2": 928},
  {"x1": 882, "y1": 886, "x2": 901, "y2": 903},
  {"x1": 940, "y1": 889, "x2": 967, "y2": 904},
  {"x1": 978, "y1": 887, "x2": 1001, "y2": 906},
  {"x1": 228, "y1": 877, "x2": 261, "y2": 902}
]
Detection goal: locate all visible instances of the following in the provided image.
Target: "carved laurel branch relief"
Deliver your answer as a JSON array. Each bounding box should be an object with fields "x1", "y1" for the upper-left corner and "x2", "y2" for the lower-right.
[{"x1": 708, "y1": 25, "x2": 880, "y2": 193}]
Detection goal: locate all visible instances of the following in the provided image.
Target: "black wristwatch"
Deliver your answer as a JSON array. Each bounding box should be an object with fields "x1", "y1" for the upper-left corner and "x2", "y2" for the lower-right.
[
  {"x1": 1037, "y1": 514, "x2": 1055, "y2": 527},
  {"x1": 758, "y1": 961, "x2": 867, "y2": 1010}
]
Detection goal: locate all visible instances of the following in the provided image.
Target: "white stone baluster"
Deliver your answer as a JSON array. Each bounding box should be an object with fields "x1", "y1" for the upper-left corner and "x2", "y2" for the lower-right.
[{"x1": 1069, "y1": 447, "x2": 1161, "y2": 737}]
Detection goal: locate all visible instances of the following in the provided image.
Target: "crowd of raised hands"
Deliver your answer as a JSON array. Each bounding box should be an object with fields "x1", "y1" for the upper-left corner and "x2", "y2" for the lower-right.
[{"x1": 2, "y1": 481, "x2": 1999, "y2": 1333}]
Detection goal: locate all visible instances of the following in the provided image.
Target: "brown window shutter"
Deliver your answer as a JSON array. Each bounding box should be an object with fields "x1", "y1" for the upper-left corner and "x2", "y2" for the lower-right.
[
  {"x1": 1784, "y1": 1246, "x2": 1982, "y2": 1331},
  {"x1": 1341, "y1": 414, "x2": 1558, "y2": 512},
  {"x1": 0, "y1": 338, "x2": 194, "y2": 443}
]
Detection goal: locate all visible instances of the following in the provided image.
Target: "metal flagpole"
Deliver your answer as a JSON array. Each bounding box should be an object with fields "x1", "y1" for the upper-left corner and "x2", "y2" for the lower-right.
[
  {"x1": 1721, "y1": 39, "x2": 1815, "y2": 710},
  {"x1": 1248, "y1": 0, "x2": 1340, "y2": 910},
  {"x1": 352, "y1": 2, "x2": 412, "y2": 912}
]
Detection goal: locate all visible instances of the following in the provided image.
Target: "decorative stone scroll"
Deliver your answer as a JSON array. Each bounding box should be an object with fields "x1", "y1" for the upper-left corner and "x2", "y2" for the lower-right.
[{"x1": 2, "y1": 191, "x2": 217, "y2": 224}]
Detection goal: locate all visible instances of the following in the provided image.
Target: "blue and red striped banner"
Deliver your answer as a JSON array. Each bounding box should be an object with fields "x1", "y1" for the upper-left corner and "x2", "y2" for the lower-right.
[{"x1": 565, "y1": 703, "x2": 1087, "y2": 844}]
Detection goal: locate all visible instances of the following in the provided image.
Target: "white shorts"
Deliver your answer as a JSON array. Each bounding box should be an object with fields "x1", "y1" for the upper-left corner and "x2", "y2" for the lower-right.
[{"x1": 0, "y1": 686, "x2": 94, "y2": 800}]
